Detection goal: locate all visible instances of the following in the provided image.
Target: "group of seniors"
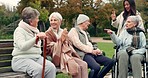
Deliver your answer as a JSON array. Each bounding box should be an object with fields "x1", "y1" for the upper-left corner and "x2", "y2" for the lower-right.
[
  {"x1": 11, "y1": 0, "x2": 146, "y2": 77},
  {"x1": 11, "y1": 7, "x2": 114, "y2": 78}
]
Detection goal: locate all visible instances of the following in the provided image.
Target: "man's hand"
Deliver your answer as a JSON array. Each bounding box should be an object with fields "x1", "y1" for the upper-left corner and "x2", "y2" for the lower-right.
[{"x1": 92, "y1": 49, "x2": 102, "y2": 56}]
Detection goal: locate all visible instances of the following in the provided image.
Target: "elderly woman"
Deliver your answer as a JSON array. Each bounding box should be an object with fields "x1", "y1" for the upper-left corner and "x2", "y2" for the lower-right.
[
  {"x1": 11, "y1": 7, "x2": 56, "y2": 78},
  {"x1": 111, "y1": 0, "x2": 144, "y2": 36},
  {"x1": 105, "y1": 16, "x2": 146, "y2": 78},
  {"x1": 45, "y1": 12, "x2": 88, "y2": 78}
]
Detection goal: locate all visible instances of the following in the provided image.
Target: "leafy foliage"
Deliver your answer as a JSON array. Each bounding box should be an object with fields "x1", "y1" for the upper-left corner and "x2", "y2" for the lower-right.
[
  {"x1": 0, "y1": 0, "x2": 148, "y2": 39},
  {"x1": 0, "y1": 6, "x2": 20, "y2": 39}
]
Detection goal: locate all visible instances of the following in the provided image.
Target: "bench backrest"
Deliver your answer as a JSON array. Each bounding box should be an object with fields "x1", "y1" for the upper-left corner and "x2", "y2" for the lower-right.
[{"x1": 0, "y1": 40, "x2": 13, "y2": 73}]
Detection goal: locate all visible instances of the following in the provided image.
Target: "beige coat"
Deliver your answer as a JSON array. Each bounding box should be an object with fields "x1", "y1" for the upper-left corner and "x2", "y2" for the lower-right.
[{"x1": 45, "y1": 27, "x2": 82, "y2": 75}]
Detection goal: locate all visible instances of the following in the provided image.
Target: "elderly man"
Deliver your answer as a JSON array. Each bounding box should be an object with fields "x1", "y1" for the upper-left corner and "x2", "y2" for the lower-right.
[
  {"x1": 68, "y1": 14, "x2": 115, "y2": 78},
  {"x1": 105, "y1": 16, "x2": 146, "y2": 78}
]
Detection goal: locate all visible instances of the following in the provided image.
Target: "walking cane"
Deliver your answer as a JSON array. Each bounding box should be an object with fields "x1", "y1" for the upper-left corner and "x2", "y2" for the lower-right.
[
  {"x1": 36, "y1": 37, "x2": 47, "y2": 78},
  {"x1": 42, "y1": 37, "x2": 47, "y2": 78}
]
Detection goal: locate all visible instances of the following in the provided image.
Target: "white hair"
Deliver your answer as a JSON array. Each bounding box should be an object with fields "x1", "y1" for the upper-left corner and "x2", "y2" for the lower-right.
[
  {"x1": 128, "y1": 16, "x2": 139, "y2": 26},
  {"x1": 49, "y1": 12, "x2": 63, "y2": 21}
]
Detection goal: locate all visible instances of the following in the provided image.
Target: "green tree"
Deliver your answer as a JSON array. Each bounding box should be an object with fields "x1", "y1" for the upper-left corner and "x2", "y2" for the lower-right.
[
  {"x1": 136, "y1": 0, "x2": 148, "y2": 25},
  {"x1": 0, "y1": 5, "x2": 20, "y2": 39},
  {"x1": 52, "y1": 0, "x2": 82, "y2": 29},
  {"x1": 16, "y1": 0, "x2": 148, "y2": 37},
  {"x1": 17, "y1": 0, "x2": 50, "y2": 31}
]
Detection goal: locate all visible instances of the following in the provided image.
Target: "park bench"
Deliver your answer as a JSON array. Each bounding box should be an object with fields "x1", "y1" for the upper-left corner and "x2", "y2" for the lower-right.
[
  {"x1": 0, "y1": 40, "x2": 30, "y2": 78},
  {"x1": 0, "y1": 40, "x2": 66, "y2": 78}
]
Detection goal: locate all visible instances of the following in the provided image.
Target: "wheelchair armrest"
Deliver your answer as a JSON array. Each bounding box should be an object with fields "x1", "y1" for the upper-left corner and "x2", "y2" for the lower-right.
[
  {"x1": 113, "y1": 45, "x2": 120, "y2": 53},
  {"x1": 92, "y1": 42, "x2": 97, "y2": 45},
  {"x1": 113, "y1": 45, "x2": 117, "y2": 49},
  {"x1": 92, "y1": 42, "x2": 98, "y2": 50},
  {"x1": 145, "y1": 45, "x2": 148, "y2": 49}
]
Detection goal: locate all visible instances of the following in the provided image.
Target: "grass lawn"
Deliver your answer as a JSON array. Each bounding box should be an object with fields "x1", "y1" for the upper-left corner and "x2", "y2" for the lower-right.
[
  {"x1": 56, "y1": 42, "x2": 115, "y2": 78},
  {"x1": 56, "y1": 73, "x2": 72, "y2": 78},
  {"x1": 97, "y1": 42, "x2": 115, "y2": 58}
]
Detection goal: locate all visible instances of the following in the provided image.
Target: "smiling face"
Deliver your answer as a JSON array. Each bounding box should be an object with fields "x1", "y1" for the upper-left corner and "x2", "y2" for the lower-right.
[
  {"x1": 124, "y1": 1, "x2": 130, "y2": 12},
  {"x1": 49, "y1": 16, "x2": 62, "y2": 30}
]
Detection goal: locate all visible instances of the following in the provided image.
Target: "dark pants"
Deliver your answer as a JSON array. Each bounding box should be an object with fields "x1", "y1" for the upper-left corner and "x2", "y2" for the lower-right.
[{"x1": 83, "y1": 53, "x2": 115, "y2": 78}]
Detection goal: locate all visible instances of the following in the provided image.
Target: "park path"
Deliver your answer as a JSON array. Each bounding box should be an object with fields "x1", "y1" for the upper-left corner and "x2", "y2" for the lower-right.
[{"x1": 90, "y1": 37, "x2": 112, "y2": 43}]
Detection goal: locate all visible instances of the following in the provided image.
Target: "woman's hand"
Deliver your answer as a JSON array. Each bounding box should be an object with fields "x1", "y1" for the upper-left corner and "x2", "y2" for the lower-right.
[
  {"x1": 111, "y1": 10, "x2": 116, "y2": 21},
  {"x1": 61, "y1": 28, "x2": 68, "y2": 42},
  {"x1": 36, "y1": 32, "x2": 47, "y2": 40},
  {"x1": 104, "y1": 29, "x2": 113, "y2": 35}
]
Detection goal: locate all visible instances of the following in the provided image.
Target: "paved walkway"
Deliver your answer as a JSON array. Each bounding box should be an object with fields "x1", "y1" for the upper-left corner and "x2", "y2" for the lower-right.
[{"x1": 90, "y1": 37, "x2": 112, "y2": 43}]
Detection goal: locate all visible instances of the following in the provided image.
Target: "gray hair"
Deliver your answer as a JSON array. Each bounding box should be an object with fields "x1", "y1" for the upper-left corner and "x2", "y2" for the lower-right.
[
  {"x1": 21, "y1": 7, "x2": 40, "y2": 24},
  {"x1": 127, "y1": 16, "x2": 139, "y2": 27},
  {"x1": 49, "y1": 12, "x2": 63, "y2": 21}
]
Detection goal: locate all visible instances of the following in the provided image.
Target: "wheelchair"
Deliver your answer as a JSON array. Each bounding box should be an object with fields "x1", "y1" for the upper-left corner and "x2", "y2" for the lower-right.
[{"x1": 111, "y1": 45, "x2": 147, "y2": 78}]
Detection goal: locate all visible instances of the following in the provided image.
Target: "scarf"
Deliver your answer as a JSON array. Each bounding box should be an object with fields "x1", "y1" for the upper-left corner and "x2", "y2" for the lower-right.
[
  {"x1": 45, "y1": 27, "x2": 80, "y2": 74},
  {"x1": 18, "y1": 20, "x2": 40, "y2": 47},
  {"x1": 127, "y1": 27, "x2": 144, "y2": 49},
  {"x1": 18, "y1": 20, "x2": 40, "y2": 36}
]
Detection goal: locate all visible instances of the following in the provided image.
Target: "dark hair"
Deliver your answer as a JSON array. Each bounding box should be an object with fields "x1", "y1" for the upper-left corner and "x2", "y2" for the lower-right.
[{"x1": 123, "y1": 0, "x2": 136, "y2": 20}]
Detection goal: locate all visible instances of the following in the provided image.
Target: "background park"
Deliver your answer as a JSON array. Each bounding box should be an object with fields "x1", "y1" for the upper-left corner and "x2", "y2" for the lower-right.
[{"x1": 0, "y1": 0, "x2": 147, "y2": 78}]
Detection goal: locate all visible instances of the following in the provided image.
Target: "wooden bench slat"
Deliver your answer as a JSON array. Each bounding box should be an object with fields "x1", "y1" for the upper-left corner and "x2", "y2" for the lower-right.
[
  {"x1": 0, "y1": 61, "x2": 11, "y2": 67},
  {"x1": 0, "y1": 72, "x2": 31, "y2": 78},
  {"x1": 0, "y1": 43, "x2": 13, "y2": 48},
  {"x1": 0, "y1": 48, "x2": 13, "y2": 54},
  {"x1": 0, "y1": 54, "x2": 12, "y2": 61},
  {"x1": 0, "y1": 40, "x2": 13, "y2": 43},
  {"x1": 0, "y1": 67, "x2": 12, "y2": 73}
]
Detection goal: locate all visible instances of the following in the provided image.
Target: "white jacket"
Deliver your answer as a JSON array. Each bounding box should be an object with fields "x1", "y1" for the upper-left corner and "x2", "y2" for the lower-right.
[{"x1": 12, "y1": 21, "x2": 42, "y2": 58}]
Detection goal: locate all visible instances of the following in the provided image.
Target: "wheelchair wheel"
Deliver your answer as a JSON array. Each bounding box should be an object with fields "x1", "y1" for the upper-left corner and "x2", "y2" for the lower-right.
[{"x1": 112, "y1": 55, "x2": 118, "y2": 78}]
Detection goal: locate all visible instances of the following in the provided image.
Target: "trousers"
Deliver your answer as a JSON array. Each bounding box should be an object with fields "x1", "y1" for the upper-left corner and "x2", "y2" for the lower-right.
[
  {"x1": 72, "y1": 57, "x2": 88, "y2": 78},
  {"x1": 83, "y1": 53, "x2": 115, "y2": 78},
  {"x1": 117, "y1": 50, "x2": 143, "y2": 78},
  {"x1": 12, "y1": 56, "x2": 56, "y2": 78}
]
